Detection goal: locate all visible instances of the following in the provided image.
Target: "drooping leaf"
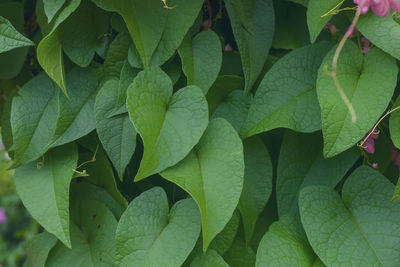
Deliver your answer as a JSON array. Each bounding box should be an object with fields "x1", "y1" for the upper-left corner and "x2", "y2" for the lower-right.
[
  {"x1": 14, "y1": 143, "x2": 78, "y2": 248},
  {"x1": 240, "y1": 42, "x2": 332, "y2": 139},
  {"x1": 46, "y1": 198, "x2": 117, "y2": 266},
  {"x1": 357, "y1": 12, "x2": 400, "y2": 61},
  {"x1": 51, "y1": 68, "x2": 98, "y2": 147},
  {"x1": 299, "y1": 166, "x2": 400, "y2": 266},
  {"x1": 317, "y1": 42, "x2": 398, "y2": 158},
  {"x1": 178, "y1": 30, "x2": 222, "y2": 94},
  {"x1": 277, "y1": 130, "x2": 359, "y2": 217},
  {"x1": 37, "y1": 0, "x2": 81, "y2": 96},
  {"x1": 43, "y1": 0, "x2": 66, "y2": 22},
  {"x1": 224, "y1": 0, "x2": 255, "y2": 34},
  {"x1": 23, "y1": 231, "x2": 58, "y2": 267},
  {"x1": 0, "y1": 16, "x2": 34, "y2": 53},
  {"x1": 95, "y1": 79, "x2": 137, "y2": 179},
  {"x1": 224, "y1": 237, "x2": 256, "y2": 267},
  {"x1": 127, "y1": 67, "x2": 208, "y2": 181},
  {"x1": 191, "y1": 249, "x2": 229, "y2": 267},
  {"x1": 102, "y1": 31, "x2": 132, "y2": 79},
  {"x1": 256, "y1": 213, "x2": 325, "y2": 267},
  {"x1": 307, "y1": 0, "x2": 343, "y2": 43},
  {"x1": 238, "y1": 136, "x2": 273, "y2": 244},
  {"x1": 161, "y1": 118, "x2": 244, "y2": 250},
  {"x1": 225, "y1": 0, "x2": 274, "y2": 94},
  {"x1": 115, "y1": 187, "x2": 201, "y2": 267},
  {"x1": 10, "y1": 73, "x2": 59, "y2": 167}
]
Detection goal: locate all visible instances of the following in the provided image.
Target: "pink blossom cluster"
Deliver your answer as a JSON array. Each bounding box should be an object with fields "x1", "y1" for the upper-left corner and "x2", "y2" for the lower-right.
[
  {"x1": 0, "y1": 208, "x2": 6, "y2": 223},
  {"x1": 354, "y1": 0, "x2": 400, "y2": 17}
]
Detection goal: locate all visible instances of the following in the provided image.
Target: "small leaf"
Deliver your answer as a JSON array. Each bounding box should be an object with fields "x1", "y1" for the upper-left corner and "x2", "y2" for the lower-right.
[
  {"x1": 307, "y1": 0, "x2": 343, "y2": 43},
  {"x1": 299, "y1": 166, "x2": 400, "y2": 266},
  {"x1": 240, "y1": 42, "x2": 332, "y2": 139},
  {"x1": 23, "y1": 232, "x2": 57, "y2": 267},
  {"x1": 46, "y1": 198, "x2": 117, "y2": 266},
  {"x1": 389, "y1": 95, "x2": 400, "y2": 149},
  {"x1": 0, "y1": 16, "x2": 34, "y2": 53},
  {"x1": 14, "y1": 143, "x2": 78, "y2": 248},
  {"x1": 191, "y1": 249, "x2": 229, "y2": 267},
  {"x1": 43, "y1": 0, "x2": 66, "y2": 23},
  {"x1": 277, "y1": 131, "x2": 359, "y2": 216},
  {"x1": 102, "y1": 31, "x2": 132, "y2": 79},
  {"x1": 238, "y1": 136, "x2": 273, "y2": 244},
  {"x1": 95, "y1": 79, "x2": 137, "y2": 179},
  {"x1": 178, "y1": 30, "x2": 222, "y2": 94},
  {"x1": 115, "y1": 187, "x2": 201, "y2": 267},
  {"x1": 224, "y1": 237, "x2": 256, "y2": 267},
  {"x1": 225, "y1": 0, "x2": 274, "y2": 94},
  {"x1": 161, "y1": 118, "x2": 244, "y2": 250},
  {"x1": 256, "y1": 213, "x2": 325, "y2": 267},
  {"x1": 317, "y1": 42, "x2": 398, "y2": 158},
  {"x1": 127, "y1": 67, "x2": 208, "y2": 181}
]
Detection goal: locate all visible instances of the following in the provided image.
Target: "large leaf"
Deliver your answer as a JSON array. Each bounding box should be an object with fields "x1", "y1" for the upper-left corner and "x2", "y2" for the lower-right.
[
  {"x1": 238, "y1": 136, "x2": 272, "y2": 244},
  {"x1": 240, "y1": 42, "x2": 331, "y2": 139},
  {"x1": 115, "y1": 187, "x2": 201, "y2": 267},
  {"x1": 11, "y1": 73, "x2": 59, "y2": 167},
  {"x1": 225, "y1": 0, "x2": 255, "y2": 34},
  {"x1": 59, "y1": 0, "x2": 109, "y2": 67},
  {"x1": 224, "y1": 237, "x2": 256, "y2": 267},
  {"x1": 43, "y1": 0, "x2": 66, "y2": 22},
  {"x1": 37, "y1": 0, "x2": 81, "y2": 96},
  {"x1": 91, "y1": 0, "x2": 167, "y2": 66},
  {"x1": 357, "y1": 12, "x2": 400, "y2": 61},
  {"x1": 317, "y1": 42, "x2": 398, "y2": 158},
  {"x1": 14, "y1": 143, "x2": 78, "y2": 248},
  {"x1": 23, "y1": 232, "x2": 57, "y2": 267},
  {"x1": 46, "y1": 198, "x2": 117, "y2": 266},
  {"x1": 256, "y1": 213, "x2": 325, "y2": 267},
  {"x1": 102, "y1": 31, "x2": 132, "y2": 79},
  {"x1": 0, "y1": 16, "x2": 34, "y2": 53},
  {"x1": 225, "y1": 0, "x2": 274, "y2": 94},
  {"x1": 191, "y1": 249, "x2": 229, "y2": 267},
  {"x1": 178, "y1": 31, "x2": 222, "y2": 94},
  {"x1": 209, "y1": 211, "x2": 240, "y2": 255},
  {"x1": 390, "y1": 95, "x2": 400, "y2": 149},
  {"x1": 51, "y1": 68, "x2": 98, "y2": 147},
  {"x1": 161, "y1": 118, "x2": 244, "y2": 250},
  {"x1": 299, "y1": 166, "x2": 400, "y2": 266},
  {"x1": 95, "y1": 79, "x2": 137, "y2": 179},
  {"x1": 277, "y1": 131, "x2": 358, "y2": 217},
  {"x1": 127, "y1": 67, "x2": 208, "y2": 181},
  {"x1": 307, "y1": 0, "x2": 343, "y2": 43}
]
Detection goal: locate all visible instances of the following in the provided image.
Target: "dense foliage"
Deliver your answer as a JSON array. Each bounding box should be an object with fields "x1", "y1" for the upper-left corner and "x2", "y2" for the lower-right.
[{"x1": 2, "y1": 0, "x2": 400, "y2": 266}]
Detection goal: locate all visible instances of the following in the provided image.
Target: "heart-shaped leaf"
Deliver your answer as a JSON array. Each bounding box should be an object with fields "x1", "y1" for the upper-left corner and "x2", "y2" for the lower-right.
[
  {"x1": 127, "y1": 66, "x2": 208, "y2": 181},
  {"x1": 0, "y1": 16, "x2": 34, "y2": 53},
  {"x1": 115, "y1": 187, "x2": 201, "y2": 267},
  {"x1": 161, "y1": 118, "x2": 244, "y2": 250}
]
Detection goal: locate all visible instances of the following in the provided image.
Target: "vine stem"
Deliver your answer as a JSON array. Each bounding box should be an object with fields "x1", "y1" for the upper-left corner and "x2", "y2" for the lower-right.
[
  {"x1": 329, "y1": 7, "x2": 362, "y2": 124},
  {"x1": 72, "y1": 143, "x2": 99, "y2": 175},
  {"x1": 358, "y1": 105, "x2": 400, "y2": 148}
]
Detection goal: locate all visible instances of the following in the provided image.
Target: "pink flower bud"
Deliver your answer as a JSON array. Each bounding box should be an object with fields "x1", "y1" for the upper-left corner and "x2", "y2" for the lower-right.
[
  {"x1": 372, "y1": 163, "x2": 378, "y2": 169},
  {"x1": 224, "y1": 44, "x2": 233, "y2": 52},
  {"x1": 371, "y1": 0, "x2": 391, "y2": 16},
  {"x1": 354, "y1": 0, "x2": 372, "y2": 13},
  {"x1": 362, "y1": 37, "x2": 371, "y2": 54},
  {"x1": 0, "y1": 208, "x2": 7, "y2": 224}
]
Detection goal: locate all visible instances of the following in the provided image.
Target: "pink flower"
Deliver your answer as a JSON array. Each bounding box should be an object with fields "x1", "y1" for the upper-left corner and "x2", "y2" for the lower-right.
[
  {"x1": 0, "y1": 208, "x2": 7, "y2": 224},
  {"x1": 372, "y1": 163, "x2": 378, "y2": 169},
  {"x1": 224, "y1": 44, "x2": 233, "y2": 52},
  {"x1": 390, "y1": 0, "x2": 400, "y2": 11},
  {"x1": 354, "y1": 0, "x2": 372, "y2": 13},
  {"x1": 362, "y1": 37, "x2": 371, "y2": 53},
  {"x1": 363, "y1": 129, "x2": 379, "y2": 154},
  {"x1": 354, "y1": 0, "x2": 391, "y2": 16},
  {"x1": 324, "y1": 23, "x2": 339, "y2": 35}
]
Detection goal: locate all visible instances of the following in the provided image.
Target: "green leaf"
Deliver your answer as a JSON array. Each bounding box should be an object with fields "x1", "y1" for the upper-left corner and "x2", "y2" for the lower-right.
[
  {"x1": 115, "y1": 187, "x2": 201, "y2": 267},
  {"x1": 102, "y1": 31, "x2": 132, "y2": 79},
  {"x1": 95, "y1": 79, "x2": 137, "y2": 179},
  {"x1": 91, "y1": 0, "x2": 167, "y2": 67},
  {"x1": 393, "y1": 178, "x2": 400, "y2": 202},
  {"x1": 23, "y1": 232, "x2": 58, "y2": 267},
  {"x1": 14, "y1": 143, "x2": 78, "y2": 248},
  {"x1": 256, "y1": 213, "x2": 324, "y2": 267},
  {"x1": 209, "y1": 210, "x2": 240, "y2": 255},
  {"x1": 357, "y1": 12, "x2": 400, "y2": 61},
  {"x1": 390, "y1": 95, "x2": 400, "y2": 149},
  {"x1": 0, "y1": 16, "x2": 34, "y2": 53},
  {"x1": 43, "y1": 0, "x2": 66, "y2": 23},
  {"x1": 277, "y1": 131, "x2": 359, "y2": 216},
  {"x1": 307, "y1": 0, "x2": 343, "y2": 43},
  {"x1": 10, "y1": 73, "x2": 59, "y2": 167},
  {"x1": 317, "y1": 42, "x2": 398, "y2": 158},
  {"x1": 212, "y1": 90, "x2": 252, "y2": 132},
  {"x1": 191, "y1": 249, "x2": 229, "y2": 267},
  {"x1": 46, "y1": 198, "x2": 117, "y2": 266},
  {"x1": 161, "y1": 118, "x2": 244, "y2": 250},
  {"x1": 224, "y1": 0, "x2": 255, "y2": 34},
  {"x1": 127, "y1": 67, "x2": 208, "y2": 181},
  {"x1": 178, "y1": 31, "x2": 222, "y2": 94},
  {"x1": 224, "y1": 237, "x2": 256, "y2": 267},
  {"x1": 59, "y1": 0, "x2": 109, "y2": 67},
  {"x1": 37, "y1": 0, "x2": 81, "y2": 96},
  {"x1": 51, "y1": 68, "x2": 98, "y2": 147},
  {"x1": 299, "y1": 166, "x2": 400, "y2": 266},
  {"x1": 225, "y1": 0, "x2": 274, "y2": 94},
  {"x1": 150, "y1": 0, "x2": 204, "y2": 66},
  {"x1": 241, "y1": 42, "x2": 331, "y2": 139},
  {"x1": 238, "y1": 136, "x2": 273, "y2": 244}
]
